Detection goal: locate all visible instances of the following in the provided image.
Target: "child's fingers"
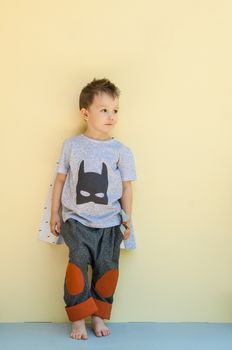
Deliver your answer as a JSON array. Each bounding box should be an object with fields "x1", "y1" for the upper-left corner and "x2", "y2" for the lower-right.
[
  {"x1": 123, "y1": 228, "x2": 131, "y2": 240},
  {"x1": 56, "y1": 222, "x2": 61, "y2": 234},
  {"x1": 52, "y1": 226, "x2": 59, "y2": 236},
  {"x1": 123, "y1": 222, "x2": 130, "y2": 228},
  {"x1": 50, "y1": 222, "x2": 60, "y2": 236}
]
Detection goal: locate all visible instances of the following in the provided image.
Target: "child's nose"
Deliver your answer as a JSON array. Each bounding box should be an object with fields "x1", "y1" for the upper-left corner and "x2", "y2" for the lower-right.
[
  {"x1": 107, "y1": 116, "x2": 113, "y2": 122},
  {"x1": 108, "y1": 113, "x2": 114, "y2": 119}
]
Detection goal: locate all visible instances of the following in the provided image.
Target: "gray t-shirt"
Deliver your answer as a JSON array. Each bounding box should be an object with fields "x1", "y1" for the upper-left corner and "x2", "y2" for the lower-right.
[{"x1": 57, "y1": 134, "x2": 137, "y2": 228}]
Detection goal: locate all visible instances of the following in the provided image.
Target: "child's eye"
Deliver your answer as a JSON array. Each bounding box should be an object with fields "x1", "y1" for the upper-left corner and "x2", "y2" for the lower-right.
[{"x1": 100, "y1": 109, "x2": 118, "y2": 113}]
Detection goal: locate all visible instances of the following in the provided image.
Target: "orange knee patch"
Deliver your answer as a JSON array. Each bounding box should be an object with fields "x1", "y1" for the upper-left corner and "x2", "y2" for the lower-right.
[
  {"x1": 65, "y1": 263, "x2": 85, "y2": 295},
  {"x1": 95, "y1": 269, "x2": 119, "y2": 298}
]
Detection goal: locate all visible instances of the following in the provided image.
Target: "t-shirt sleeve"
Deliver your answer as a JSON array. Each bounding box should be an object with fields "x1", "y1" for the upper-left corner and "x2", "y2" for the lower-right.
[
  {"x1": 118, "y1": 146, "x2": 137, "y2": 181},
  {"x1": 57, "y1": 139, "x2": 71, "y2": 174}
]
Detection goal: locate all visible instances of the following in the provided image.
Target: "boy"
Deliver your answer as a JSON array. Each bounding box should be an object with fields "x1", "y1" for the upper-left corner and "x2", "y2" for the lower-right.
[{"x1": 50, "y1": 78, "x2": 136, "y2": 340}]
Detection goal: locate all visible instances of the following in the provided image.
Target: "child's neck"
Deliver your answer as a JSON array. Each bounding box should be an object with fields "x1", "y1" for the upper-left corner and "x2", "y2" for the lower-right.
[{"x1": 83, "y1": 129, "x2": 112, "y2": 141}]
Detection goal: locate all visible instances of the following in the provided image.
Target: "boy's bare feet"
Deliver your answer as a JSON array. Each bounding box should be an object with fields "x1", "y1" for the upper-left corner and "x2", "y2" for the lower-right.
[
  {"x1": 70, "y1": 319, "x2": 88, "y2": 340},
  {"x1": 91, "y1": 315, "x2": 110, "y2": 336}
]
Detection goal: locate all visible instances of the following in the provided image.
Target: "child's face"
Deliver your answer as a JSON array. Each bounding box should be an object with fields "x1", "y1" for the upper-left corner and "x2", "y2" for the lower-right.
[{"x1": 81, "y1": 92, "x2": 119, "y2": 135}]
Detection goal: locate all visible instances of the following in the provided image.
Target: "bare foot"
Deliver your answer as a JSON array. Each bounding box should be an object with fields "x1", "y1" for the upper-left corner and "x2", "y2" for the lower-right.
[
  {"x1": 91, "y1": 315, "x2": 110, "y2": 337},
  {"x1": 70, "y1": 319, "x2": 88, "y2": 340}
]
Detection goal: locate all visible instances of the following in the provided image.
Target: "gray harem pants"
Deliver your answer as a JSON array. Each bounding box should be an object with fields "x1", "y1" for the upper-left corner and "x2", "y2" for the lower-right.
[{"x1": 60, "y1": 218, "x2": 124, "y2": 321}]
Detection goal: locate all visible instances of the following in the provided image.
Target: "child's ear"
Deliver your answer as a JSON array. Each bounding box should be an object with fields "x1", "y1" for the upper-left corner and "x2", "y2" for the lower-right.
[{"x1": 80, "y1": 108, "x2": 88, "y2": 121}]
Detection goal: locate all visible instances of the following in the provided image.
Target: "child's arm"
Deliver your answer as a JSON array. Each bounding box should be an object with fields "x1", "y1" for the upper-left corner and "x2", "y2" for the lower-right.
[
  {"x1": 50, "y1": 173, "x2": 67, "y2": 236},
  {"x1": 120, "y1": 181, "x2": 133, "y2": 240}
]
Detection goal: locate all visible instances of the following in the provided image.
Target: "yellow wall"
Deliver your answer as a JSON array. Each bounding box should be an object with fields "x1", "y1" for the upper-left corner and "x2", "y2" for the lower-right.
[{"x1": 1, "y1": 0, "x2": 232, "y2": 322}]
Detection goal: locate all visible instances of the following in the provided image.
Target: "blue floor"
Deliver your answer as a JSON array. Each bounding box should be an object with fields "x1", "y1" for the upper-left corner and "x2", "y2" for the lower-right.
[{"x1": 1, "y1": 323, "x2": 232, "y2": 350}]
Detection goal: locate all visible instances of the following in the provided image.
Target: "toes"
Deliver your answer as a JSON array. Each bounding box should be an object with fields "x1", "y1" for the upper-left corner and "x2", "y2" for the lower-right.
[
  {"x1": 102, "y1": 328, "x2": 110, "y2": 336},
  {"x1": 70, "y1": 332, "x2": 77, "y2": 339},
  {"x1": 71, "y1": 330, "x2": 87, "y2": 340},
  {"x1": 94, "y1": 329, "x2": 110, "y2": 337},
  {"x1": 94, "y1": 327, "x2": 110, "y2": 337},
  {"x1": 73, "y1": 332, "x2": 80, "y2": 340}
]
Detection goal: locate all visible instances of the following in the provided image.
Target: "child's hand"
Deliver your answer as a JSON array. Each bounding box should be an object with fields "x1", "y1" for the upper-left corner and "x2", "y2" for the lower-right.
[
  {"x1": 122, "y1": 221, "x2": 131, "y2": 240},
  {"x1": 50, "y1": 213, "x2": 61, "y2": 236}
]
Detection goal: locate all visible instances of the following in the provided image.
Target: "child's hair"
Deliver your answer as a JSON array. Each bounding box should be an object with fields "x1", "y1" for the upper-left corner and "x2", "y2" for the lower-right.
[{"x1": 79, "y1": 78, "x2": 120, "y2": 110}]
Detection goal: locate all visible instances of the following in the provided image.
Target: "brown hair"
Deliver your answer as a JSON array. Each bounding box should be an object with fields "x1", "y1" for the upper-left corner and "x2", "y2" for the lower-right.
[{"x1": 79, "y1": 78, "x2": 120, "y2": 110}]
